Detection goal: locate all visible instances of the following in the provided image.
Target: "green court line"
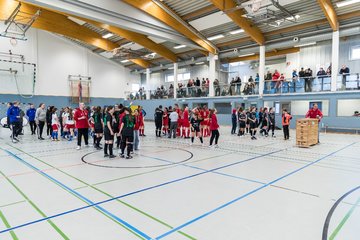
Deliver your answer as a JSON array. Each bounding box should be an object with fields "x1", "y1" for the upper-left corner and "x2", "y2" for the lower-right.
[
  {"x1": 0, "y1": 210, "x2": 19, "y2": 240},
  {"x1": 8, "y1": 144, "x2": 197, "y2": 240},
  {"x1": 0, "y1": 201, "x2": 26, "y2": 209},
  {"x1": 0, "y1": 170, "x2": 69, "y2": 240},
  {"x1": 329, "y1": 196, "x2": 360, "y2": 240},
  {"x1": 3, "y1": 147, "x2": 144, "y2": 240}
]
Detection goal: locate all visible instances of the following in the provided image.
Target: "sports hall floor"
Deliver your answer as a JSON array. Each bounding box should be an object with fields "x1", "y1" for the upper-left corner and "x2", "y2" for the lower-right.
[{"x1": 0, "y1": 123, "x2": 359, "y2": 240}]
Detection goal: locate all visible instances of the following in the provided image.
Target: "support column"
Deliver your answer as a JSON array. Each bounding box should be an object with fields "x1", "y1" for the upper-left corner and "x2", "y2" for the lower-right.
[
  {"x1": 331, "y1": 31, "x2": 339, "y2": 92},
  {"x1": 259, "y1": 45, "x2": 265, "y2": 96},
  {"x1": 208, "y1": 53, "x2": 217, "y2": 97},
  {"x1": 173, "y1": 63, "x2": 178, "y2": 99},
  {"x1": 146, "y1": 68, "x2": 151, "y2": 100}
]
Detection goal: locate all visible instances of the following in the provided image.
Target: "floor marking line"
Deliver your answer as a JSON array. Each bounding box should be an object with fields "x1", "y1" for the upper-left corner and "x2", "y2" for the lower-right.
[
  {"x1": 322, "y1": 185, "x2": 360, "y2": 240},
  {"x1": 329, "y1": 196, "x2": 360, "y2": 240},
  {"x1": 0, "y1": 148, "x2": 151, "y2": 240},
  {"x1": 0, "y1": 170, "x2": 70, "y2": 240},
  {"x1": 140, "y1": 153, "x2": 266, "y2": 185},
  {"x1": 6, "y1": 144, "x2": 196, "y2": 240},
  {"x1": 0, "y1": 201, "x2": 26, "y2": 209},
  {"x1": 0, "y1": 210, "x2": 19, "y2": 240},
  {"x1": 155, "y1": 142, "x2": 357, "y2": 239},
  {"x1": 0, "y1": 148, "x2": 283, "y2": 235}
]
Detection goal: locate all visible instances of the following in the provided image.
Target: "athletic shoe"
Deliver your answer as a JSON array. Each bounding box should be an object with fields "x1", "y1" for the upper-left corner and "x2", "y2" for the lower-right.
[
  {"x1": 104, "y1": 154, "x2": 109, "y2": 158},
  {"x1": 12, "y1": 139, "x2": 18, "y2": 143},
  {"x1": 208, "y1": 145, "x2": 214, "y2": 148},
  {"x1": 214, "y1": 144, "x2": 219, "y2": 148},
  {"x1": 85, "y1": 144, "x2": 89, "y2": 147},
  {"x1": 190, "y1": 142, "x2": 193, "y2": 146},
  {"x1": 39, "y1": 137, "x2": 45, "y2": 140},
  {"x1": 130, "y1": 151, "x2": 134, "y2": 155},
  {"x1": 126, "y1": 155, "x2": 133, "y2": 159},
  {"x1": 95, "y1": 146, "x2": 102, "y2": 150},
  {"x1": 120, "y1": 154, "x2": 125, "y2": 158},
  {"x1": 109, "y1": 155, "x2": 116, "y2": 159},
  {"x1": 76, "y1": 146, "x2": 81, "y2": 150}
]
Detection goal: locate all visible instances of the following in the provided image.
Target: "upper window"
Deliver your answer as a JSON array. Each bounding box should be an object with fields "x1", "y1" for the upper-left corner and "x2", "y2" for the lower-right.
[
  {"x1": 131, "y1": 83, "x2": 140, "y2": 91},
  {"x1": 165, "y1": 72, "x2": 190, "y2": 82},
  {"x1": 350, "y1": 45, "x2": 360, "y2": 60}
]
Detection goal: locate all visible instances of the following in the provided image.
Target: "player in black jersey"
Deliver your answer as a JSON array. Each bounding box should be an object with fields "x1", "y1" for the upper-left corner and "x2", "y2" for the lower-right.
[
  {"x1": 190, "y1": 112, "x2": 204, "y2": 145},
  {"x1": 268, "y1": 107, "x2": 276, "y2": 137},
  {"x1": 249, "y1": 107, "x2": 258, "y2": 140},
  {"x1": 92, "y1": 106, "x2": 104, "y2": 150},
  {"x1": 119, "y1": 108, "x2": 136, "y2": 159},
  {"x1": 154, "y1": 105, "x2": 164, "y2": 137},
  {"x1": 245, "y1": 108, "x2": 251, "y2": 134},
  {"x1": 237, "y1": 108, "x2": 247, "y2": 137},
  {"x1": 259, "y1": 107, "x2": 269, "y2": 137},
  {"x1": 103, "y1": 106, "x2": 116, "y2": 158}
]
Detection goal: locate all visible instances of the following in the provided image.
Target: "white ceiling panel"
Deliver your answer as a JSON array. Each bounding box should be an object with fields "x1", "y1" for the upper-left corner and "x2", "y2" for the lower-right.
[{"x1": 189, "y1": 11, "x2": 233, "y2": 31}]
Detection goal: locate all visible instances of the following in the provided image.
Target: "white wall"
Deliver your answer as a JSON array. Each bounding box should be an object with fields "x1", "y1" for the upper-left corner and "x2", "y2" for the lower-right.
[
  {"x1": 0, "y1": 24, "x2": 140, "y2": 98},
  {"x1": 299, "y1": 35, "x2": 360, "y2": 74}
]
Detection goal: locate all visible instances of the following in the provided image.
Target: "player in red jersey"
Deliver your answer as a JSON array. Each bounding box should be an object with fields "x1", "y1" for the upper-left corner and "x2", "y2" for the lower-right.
[
  {"x1": 162, "y1": 107, "x2": 169, "y2": 135},
  {"x1": 174, "y1": 104, "x2": 182, "y2": 137},
  {"x1": 200, "y1": 105, "x2": 210, "y2": 137},
  {"x1": 138, "y1": 106, "x2": 146, "y2": 136},
  {"x1": 182, "y1": 106, "x2": 190, "y2": 138}
]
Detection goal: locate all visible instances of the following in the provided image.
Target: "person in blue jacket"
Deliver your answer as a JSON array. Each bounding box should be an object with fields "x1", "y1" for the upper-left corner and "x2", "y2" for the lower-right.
[
  {"x1": 26, "y1": 103, "x2": 37, "y2": 135},
  {"x1": 8, "y1": 101, "x2": 21, "y2": 142}
]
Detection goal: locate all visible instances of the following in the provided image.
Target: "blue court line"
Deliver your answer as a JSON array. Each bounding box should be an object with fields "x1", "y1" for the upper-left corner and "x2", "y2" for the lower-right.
[
  {"x1": 0, "y1": 148, "x2": 152, "y2": 240},
  {"x1": 0, "y1": 148, "x2": 283, "y2": 235},
  {"x1": 139, "y1": 153, "x2": 266, "y2": 185},
  {"x1": 155, "y1": 142, "x2": 357, "y2": 239}
]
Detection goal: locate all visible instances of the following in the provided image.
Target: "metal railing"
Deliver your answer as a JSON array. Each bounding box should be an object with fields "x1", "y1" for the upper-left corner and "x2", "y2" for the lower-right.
[{"x1": 125, "y1": 74, "x2": 360, "y2": 100}]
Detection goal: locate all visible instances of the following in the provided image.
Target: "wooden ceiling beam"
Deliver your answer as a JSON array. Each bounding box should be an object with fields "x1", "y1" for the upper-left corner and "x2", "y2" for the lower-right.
[
  {"x1": 0, "y1": 0, "x2": 153, "y2": 69},
  {"x1": 130, "y1": 58, "x2": 151, "y2": 68},
  {"x1": 228, "y1": 47, "x2": 300, "y2": 63},
  {"x1": 217, "y1": 10, "x2": 360, "y2": 48},
  {"x1": 209, "y1": 0, "x2": 265, "y2": 45},
  {"x1": 317, "y1": 0, "x2": 339, "y2": 31},
  {"x1": 122, "y1": 0, "x2": 217, "y2": 54}
]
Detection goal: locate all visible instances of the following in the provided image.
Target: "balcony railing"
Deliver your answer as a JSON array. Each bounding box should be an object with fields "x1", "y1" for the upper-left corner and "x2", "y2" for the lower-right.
[{"x1": 125, "y1": 74, "x2": 360, "y2": 100}]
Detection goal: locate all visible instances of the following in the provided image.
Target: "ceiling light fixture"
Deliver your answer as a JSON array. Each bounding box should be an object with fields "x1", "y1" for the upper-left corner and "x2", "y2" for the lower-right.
[
  {"x1": 121, "y1": 60, "x2": 129, "y2": 63},
  {"x1": 238, "y1": 53, "x2": 255, "y2": 57},
  {"x1": 174, "y1": 45, "x2": 186, "y2": 49},
  {"x1": 195, "y1": 62, "x2": 205, "y2": 65},
  {"x1": 336, "y1": 0, "x2": 360, "y2": 7},
  {"x1": 207, "y1": 34, "x2": 225, "y2": 41},
  {"x1": 229, "y1": 29, "x2": 245, "y2": 35},
  {"x1": 102, "y1": 33, "x2": 113, "y2": 39},
  {"x1": 295, "y1": 42, "x2": 316, "y2": 47}
]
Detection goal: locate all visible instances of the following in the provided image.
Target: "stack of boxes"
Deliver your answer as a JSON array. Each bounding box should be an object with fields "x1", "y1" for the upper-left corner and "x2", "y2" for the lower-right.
[{"x1": 296, "y1": 118, "x2": 319, "y2": 147}]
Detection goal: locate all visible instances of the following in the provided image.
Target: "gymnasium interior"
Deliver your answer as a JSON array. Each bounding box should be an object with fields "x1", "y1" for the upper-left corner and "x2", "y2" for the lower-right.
[{"x1": 0, "y1": 0, "x2": 359, "y2": 239}]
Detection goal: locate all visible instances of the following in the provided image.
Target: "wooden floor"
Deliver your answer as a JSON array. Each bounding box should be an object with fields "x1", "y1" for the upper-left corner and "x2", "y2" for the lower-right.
[{"x1": 0, "y1": 123, "x2": 359, "y2": 240}]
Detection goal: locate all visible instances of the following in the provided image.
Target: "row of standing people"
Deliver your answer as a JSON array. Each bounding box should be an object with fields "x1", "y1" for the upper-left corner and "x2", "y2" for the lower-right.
[{"x1": 154, "y1": 104, "x2": 220, "y2": 147}]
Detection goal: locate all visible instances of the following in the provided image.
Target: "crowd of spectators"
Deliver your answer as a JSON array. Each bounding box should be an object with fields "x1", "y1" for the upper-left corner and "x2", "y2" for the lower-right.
[{"x1": 127, "y1": 64, "x2": 356, "y2": 100}]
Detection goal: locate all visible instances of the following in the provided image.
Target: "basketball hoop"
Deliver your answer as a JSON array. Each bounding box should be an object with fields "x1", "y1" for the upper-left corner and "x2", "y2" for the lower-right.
[{"x1": 10, "y1": 37, "x2": 17, "y2": 47}]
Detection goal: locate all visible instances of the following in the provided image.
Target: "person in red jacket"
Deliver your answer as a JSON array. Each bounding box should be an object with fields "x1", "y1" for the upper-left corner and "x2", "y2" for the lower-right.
[
  {"x1": 282, "y1": 109, "x2": 292, "y2": 140},
  {"x1": 74, "y1": 102, "x2": 90, "y2": 150},
  {"x1": 272, "y1": 70, "x2": 280, "y2": 91},
  {"x1": 182, "y1": 107, "x2": 190, "y2": 138},
  {"x1": 209, "y1": 108, "x2": 220, "y2": 148},
  {"x1": 305, "y1": 103, "x2": 323, "y2": 143}
]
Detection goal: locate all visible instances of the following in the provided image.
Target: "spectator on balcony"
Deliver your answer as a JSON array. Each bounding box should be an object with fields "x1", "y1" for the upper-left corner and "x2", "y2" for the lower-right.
[
  {"x1": 168, "y1": 84, "x2": 174, "y2": 97},
  {"x1": 272, "y1": 70, "x2": 280, "y2": 91},
  {"x1": 304, "y1": 68, "x2": 313, "y2": 92},
  {"x1": 339, "y1": 65, "x2": 350, "y2": 90},
  {"x1": 326, "y1": 64, "x2": 332, "y2": 76},
  {"x1": 178, "y1": 83, "x2": 185, "y2": 97},
  {"x1": 265, "y1": 70, "x2": 272, "y2": 91},
  {"x1": 214, "y1": 79, "x2": 220, "y2": 96},
  {"x1": 233, "y1": 77, "x2": 241, "y2": 94},
  {"x1": 292, "y1": 69, "x2": 298, "y2": 92},
  {"x1": 229, "y1": 78, "x2": 235, "y2": 96},
  {"x1": 317, "y1": 67, "x2": 327, "y2": 91},
  {"x1": 187, "y1": 79, "x2": 195, "y2": 96},
  {"x1": 275, "y1": 73, "x2": 284, "y2": 93},
  {"x1": 195, "y1": 77, "x2": 201, "y2": 87}
]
